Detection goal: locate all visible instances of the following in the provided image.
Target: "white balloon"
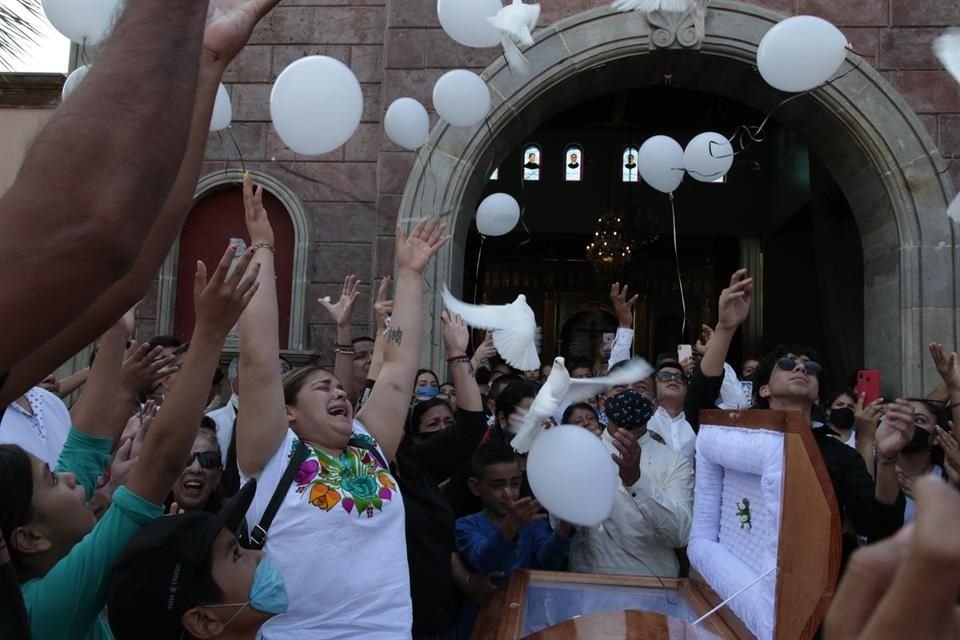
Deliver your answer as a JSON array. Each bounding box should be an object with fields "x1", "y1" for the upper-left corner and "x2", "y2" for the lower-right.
[
  {"x1": 527, "y1": 425, "x2": 618, "y2": 527},
  {"x1": 638, "y1": 136, "x2": 685, "y2": 194},
  {"x1": 757, "y1": 16, "x2": 848, "y2": 93},
  {"x1": 270, "y1": 56, "x2": 363, "y2": 156},
  {"x1": 384, "y1": 98, "x2": 430, "y2": 150},
  {"x1": 433, "y1": 69, "x2": 491, "y2": 127},
  {"x1": 437, "y1": 0, "x2": 503, "y2": 48},
  {"x1": 210, "y1": 83, "x2": 233, "y2": 132},
  {"x1": 61, "y1": 65, "x2": 90, "y2": 101},
  {"x1": 684, "y1": 132, "x2": 734, "y2": 183},
  {"x1": 43, "y1": 0, "x2": 122, "y2": 45},
  {"x1": 476, "y1": 193, "x2": 520, "y2": 236}
]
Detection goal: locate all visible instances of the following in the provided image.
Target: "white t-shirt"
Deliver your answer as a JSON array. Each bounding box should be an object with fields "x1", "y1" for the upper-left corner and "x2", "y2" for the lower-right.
[
  {"x1": 0, "y1": 387, "x2": 71, "y2": 466},
  {"x1": 243, "y1": 421, "x2": 411, "y2": 640}
]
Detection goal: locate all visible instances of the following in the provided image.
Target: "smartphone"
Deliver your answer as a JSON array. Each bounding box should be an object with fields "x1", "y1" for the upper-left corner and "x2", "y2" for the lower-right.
[
  {"x1": 677, "y1": 344, "x2": 693, "y2": 362},
  {"x1": 856, "y1": 369, "x2": 881, "y2": 406},
  {"x1": 740, "y1": 381, "x2": 754, "y2": 408}
]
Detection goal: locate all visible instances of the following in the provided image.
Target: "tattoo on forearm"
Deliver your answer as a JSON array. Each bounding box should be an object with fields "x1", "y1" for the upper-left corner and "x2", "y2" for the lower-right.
[{"x1": 385, "y1": 328, "x2": 403, "y2": 345}]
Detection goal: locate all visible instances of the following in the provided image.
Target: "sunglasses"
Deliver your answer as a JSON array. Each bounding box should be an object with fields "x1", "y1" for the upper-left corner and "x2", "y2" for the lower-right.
[
  {"x1": 656, "y1": 371, "x2": 687, "y2": 383},
  {"x1": 776, "y1": 357, "x2": 823, "y2": 377},
  {"x1": 186, "y1": 451, "x2": 222, "y2": 470}
]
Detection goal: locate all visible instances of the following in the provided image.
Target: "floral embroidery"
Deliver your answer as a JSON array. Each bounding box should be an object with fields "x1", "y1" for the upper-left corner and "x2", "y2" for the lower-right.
[{"x1": 293, "y1": 435, "x2": 396, "y2": 519}]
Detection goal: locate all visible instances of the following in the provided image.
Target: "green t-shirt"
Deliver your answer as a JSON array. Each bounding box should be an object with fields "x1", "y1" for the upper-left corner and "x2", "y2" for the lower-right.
[{"x1": 20, "y1": 429, "x2": 164, "y2": 640}]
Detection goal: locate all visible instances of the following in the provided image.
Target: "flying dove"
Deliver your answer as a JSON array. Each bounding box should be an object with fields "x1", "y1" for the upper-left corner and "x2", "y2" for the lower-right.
[
  {"x1": 934, "y1": 30, "x2": 960, "y2": 222},
  {"x1": 487, "y1": 0, "x2": 541, "y2": 77},
  {"x1": 510, "y1": 356, "x2": 653, "y2": 454},
  {"x1": 612, "y1": 0, "x2": 704, "y2": 14},
  {"x1": 441, "y1": 286, "x2": 540, "y2": 372}
]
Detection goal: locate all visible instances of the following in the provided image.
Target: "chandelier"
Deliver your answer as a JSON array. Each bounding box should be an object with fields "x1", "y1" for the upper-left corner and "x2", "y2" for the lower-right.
[{"x1": 586, "y1": 212, "x2": 632, "y2": 272}]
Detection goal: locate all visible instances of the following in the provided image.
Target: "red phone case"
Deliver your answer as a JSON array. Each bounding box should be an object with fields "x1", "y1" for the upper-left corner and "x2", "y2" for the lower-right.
[{"x1": 856, "y1": 369, "x2": 881, "y2": 405}]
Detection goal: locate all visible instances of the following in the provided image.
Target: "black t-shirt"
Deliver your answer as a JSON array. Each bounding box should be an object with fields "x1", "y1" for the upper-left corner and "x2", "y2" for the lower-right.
[{"x1": 401, "y1": 410, "x2": 488, "y2": 633}]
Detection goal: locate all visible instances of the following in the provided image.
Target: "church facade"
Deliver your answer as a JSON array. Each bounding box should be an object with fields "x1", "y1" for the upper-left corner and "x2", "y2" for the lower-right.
[{"x1": 138, "y1": 0, "x2": 959, "y2": 395}]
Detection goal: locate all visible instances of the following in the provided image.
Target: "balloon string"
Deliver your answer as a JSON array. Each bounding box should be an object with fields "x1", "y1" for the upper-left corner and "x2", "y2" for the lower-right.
[
  {"x1": 669, "y1": 193, "x2": 686, "y2": 339},
  {"x1": 226, "y1": 127, "x2": 246, "y2": 173},
  {"x1": 692, "y1": 566, "x2": 777, "y2": 627}
]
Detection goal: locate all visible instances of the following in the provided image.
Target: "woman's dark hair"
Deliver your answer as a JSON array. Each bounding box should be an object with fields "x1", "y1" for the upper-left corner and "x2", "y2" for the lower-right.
[
  {"x1": 828, "y1": 388, "x2": 858, "y2": 407},
  {"x1": 406, "y1": 398, "x2": 453, "y2": 438},
  {"x1": 165, "y1": 422, "x2": 224, "y2": 514},
  {"x1": 753, "y1": 344, "x2": 828, "y2": 410},
  {"x1": 282, "y1": 366, "x2": 336, "y2": 406},
  {"x1": 495, "y1": 380, "x2": 539, "y2": 424},
  {"x1": 415, "y1": 369, "x2": 439, "y2": 386},
  {"x1": 562, "y1": 402, "x2": 598, "y2": 424},
  {"x1": 0, "y1": 445, "x2": 35, "y2": 560}
]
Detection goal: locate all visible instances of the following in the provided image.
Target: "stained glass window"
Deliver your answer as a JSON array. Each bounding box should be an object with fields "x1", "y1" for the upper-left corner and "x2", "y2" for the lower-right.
[
  {"x1": 523, "y1": 145, "x2": 541, "y2": 181},
  {"x1": 622, "y1": 146, "x2": 640, "y2": 183},
  {"x1": 564, "y1": 145, "x2": 583, "y2": 182}
]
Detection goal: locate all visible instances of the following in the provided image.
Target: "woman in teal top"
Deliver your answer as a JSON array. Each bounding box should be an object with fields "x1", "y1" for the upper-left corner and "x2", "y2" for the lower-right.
[{"x1": 0, "y1": 245, "x2": 259, "y2": 639}]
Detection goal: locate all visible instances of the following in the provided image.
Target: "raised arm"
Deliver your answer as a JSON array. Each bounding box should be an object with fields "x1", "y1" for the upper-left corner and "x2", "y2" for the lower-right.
[
  {"x1": 366, "y1": 276, "x2": 394, "y2": 383},
  {"x1": 930, "y1": 343, "x2": 960, "y2": 429},
  {"x1": 126, "y1": 246, "x2": 259, "y2": 505},
  {"x1": 236, "y1": 176, "x2": 288, "y2": 477},
  {"x1": 701, "y1": 269, "x2": 752, "y2": 378},
  {"x1": 0, "y1": 0, "x2": 211, "y2": 372},
  {"x1": 608, "y1": 282, "x2": 637, "y2": 370},
  {"x1": 319, "y1": 275, "x2": 361, "y2": 401},
  {"x1": 443, "y1": 312, "x2": 482, "y2": 412},
  {"x1": 357, "y1": 219, "x2": 449, "y2": 459},
  {"x1": 0, "y1": 0, "x2": 283, "y2": 405}
]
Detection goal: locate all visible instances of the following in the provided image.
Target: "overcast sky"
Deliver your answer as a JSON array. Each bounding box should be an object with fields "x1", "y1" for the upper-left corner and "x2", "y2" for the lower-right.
[{"x1": 3, "y1": 0, "x2": 70, "y2": 73}]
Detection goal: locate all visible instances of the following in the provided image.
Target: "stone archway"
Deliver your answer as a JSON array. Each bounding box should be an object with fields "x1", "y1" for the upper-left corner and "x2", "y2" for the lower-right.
[{"x1": 399, "y1": 0, "x2": 957, "y2": 395}]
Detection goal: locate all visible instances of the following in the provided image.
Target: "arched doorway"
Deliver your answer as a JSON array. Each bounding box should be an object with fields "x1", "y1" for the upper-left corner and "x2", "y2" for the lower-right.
[
  {"x1": 156, "y1": 169, "x2": 312, "y2": 352},
  {"x1": 399, "y1": 0, "x2": 957, "y2": 396}
]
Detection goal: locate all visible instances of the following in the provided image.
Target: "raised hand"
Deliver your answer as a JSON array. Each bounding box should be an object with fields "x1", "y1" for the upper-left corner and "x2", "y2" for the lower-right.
[
  {"x1": 474, "y1": 332, "x2": 497, "y2": 363},
  {"x1": 442, "y1": 311, "x2": 470, "y2": 356},
  {"x1": 319, "y1": 275, "x2": 360, "y2": 328},
  {"x1": 717, "y1": 269, "x2": 753, "y2": 332},
  {"x1": 373, "y1": 275, "x2": 394, "y2": 326},
  {"x1": 243, "y1": 173, "x2": 274, "y2": 247},
  {"x1": 855, "y1": 393, "x2": 884, "y2": 438},
  {"x1": 193, "y1": 245, "x2": 261, "y2": 340},
  {"x1": 120, "y1": 343, "x2": 178, "y2": 396},
  {"x1": 694, "y1": 324, "x2": 713, "y2": 356},
  {"x1": 929, "y1": 343, "x2": 960, "y2": 391},
  {"x1": 680, "y1": 357, "x2": 696, "y2": 379},
  {"x1": 395, "y1": 218, "x2": 450, "y2": 275},
  {"x1": 936, "y1": 424, "x2": 960, "y2": 487},
  {"x1": 875, "y1": 399, "x2": 916, "y2": 460},
  {"x1": 610, "y1": 282, "x2": 638, "y2": 328},
  {"x1": 611, "y1": 428, "x2": 641, "y2": 487},
  {"x1": 203, "y1": 0, "x2": 283, "y2": 68}
]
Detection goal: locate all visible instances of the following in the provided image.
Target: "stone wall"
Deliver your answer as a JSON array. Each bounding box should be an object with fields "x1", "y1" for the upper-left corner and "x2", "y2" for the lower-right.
[{"x1": 192, "y1": 0, "x2": 960, "y2": 364}]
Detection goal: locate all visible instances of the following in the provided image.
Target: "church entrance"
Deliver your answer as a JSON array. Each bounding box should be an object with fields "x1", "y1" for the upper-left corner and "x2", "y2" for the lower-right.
[
  {"x1": 400, "y1": 3, "x2": 955, "y2": 396},
  {"x1": 463, "y1": 85, "x2": 864, "y2": 385}
]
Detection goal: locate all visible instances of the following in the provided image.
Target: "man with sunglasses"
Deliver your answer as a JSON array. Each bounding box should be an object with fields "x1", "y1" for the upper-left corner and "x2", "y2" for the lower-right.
[
  {"x1": 646, "y1": 362, "x2": 697, "y2": 461},
  {"x1": 687, "y1": 270, "x2": 906, "y2": 562}
]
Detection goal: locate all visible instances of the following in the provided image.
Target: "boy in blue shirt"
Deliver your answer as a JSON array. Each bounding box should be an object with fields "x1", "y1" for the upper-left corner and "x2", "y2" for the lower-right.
[{"x1": 456, "y1": 441, "x2": 572, "y2": 579}]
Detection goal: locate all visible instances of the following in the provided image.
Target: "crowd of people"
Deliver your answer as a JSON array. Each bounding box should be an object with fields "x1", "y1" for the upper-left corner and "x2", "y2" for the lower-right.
[{"x1": 1, "y1": 1, "x2": 959, "y2": 639}]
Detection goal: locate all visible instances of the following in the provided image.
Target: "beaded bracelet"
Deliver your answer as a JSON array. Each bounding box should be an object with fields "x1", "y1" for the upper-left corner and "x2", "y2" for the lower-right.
[{"x1": 251, "y1": 242, "x2": 275, "y2": 254}]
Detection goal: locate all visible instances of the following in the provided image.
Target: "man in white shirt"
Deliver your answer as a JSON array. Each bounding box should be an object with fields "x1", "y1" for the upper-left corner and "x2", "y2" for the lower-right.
[
  {"x1": 647, "y1": 361, "x2": 697, "y2": 462},
  {"x1": 207, "y1": 358, "x2": 239, "y2": 465},
  {"x1": 0, "y1": 386, "x2": 71, "y2": 466},
  {"x1": 569, "y1": 388, "x2": 694, "y2": 578}
]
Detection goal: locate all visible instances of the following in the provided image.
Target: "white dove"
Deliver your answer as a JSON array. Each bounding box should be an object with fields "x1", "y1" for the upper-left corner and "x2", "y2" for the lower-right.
[
  {"x1": 510, "y1": 356, "x2": 653, "y2": 454},
  {"x1": 934, "y1": 29, "x2": 960, "y2": 222},
  {"x1": 487, "y1": 0, "x2": 541, "y2": 77},
  {"x1": 441, "y1": 286, "x2": 540, "y2": 371},
  {"x1": 612, "y1": 0, "x2": 704, "y2": 14}
]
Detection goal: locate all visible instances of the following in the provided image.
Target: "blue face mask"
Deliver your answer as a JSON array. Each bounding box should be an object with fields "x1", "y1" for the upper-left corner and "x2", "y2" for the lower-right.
[
  {"x1": 416, "y1": 384, "x2": 440, "y2": 400},
  {"x1": 212, "y1": 555, "x2": 289, "y2": 628}
]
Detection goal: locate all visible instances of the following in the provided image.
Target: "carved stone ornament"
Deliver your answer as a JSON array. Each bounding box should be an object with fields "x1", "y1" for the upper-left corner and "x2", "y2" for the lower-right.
[{"x1": 645, "y1": 1, "x2": 706, "y2": 50}]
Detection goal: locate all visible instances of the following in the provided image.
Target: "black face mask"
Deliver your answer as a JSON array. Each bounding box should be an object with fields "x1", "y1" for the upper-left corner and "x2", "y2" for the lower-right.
[
  {"x1": 902, "y1": 428, "x2": 931, "y2": 454},
  {"x1": 416, "y1": 428, "x2": 445, "y2": 442},
  {"x1": 829, "y1": 407, "x2": 856, "y2": 431}
]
